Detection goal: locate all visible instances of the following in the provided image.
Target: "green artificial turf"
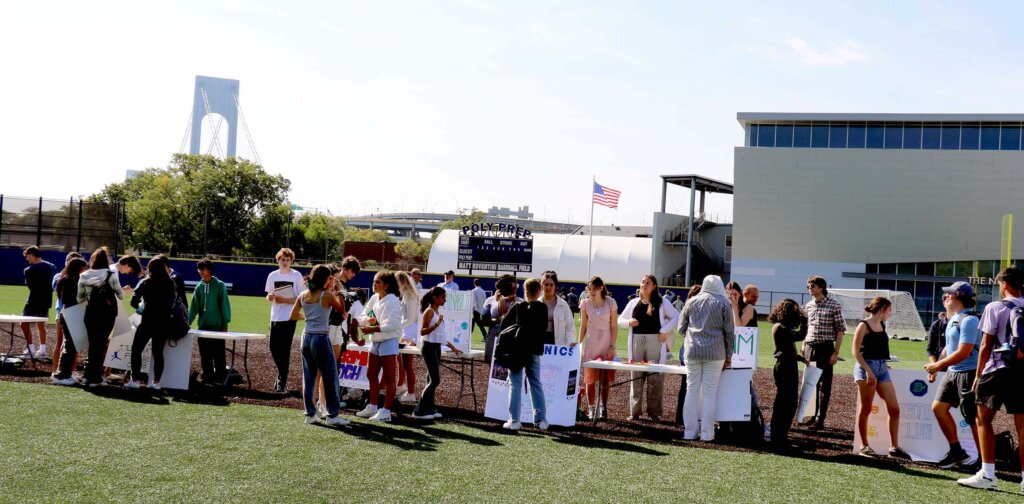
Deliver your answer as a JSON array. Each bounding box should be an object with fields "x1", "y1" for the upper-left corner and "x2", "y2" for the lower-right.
[{"x1": 1, "y1": 380, "x2": 1022, "y2": 503}]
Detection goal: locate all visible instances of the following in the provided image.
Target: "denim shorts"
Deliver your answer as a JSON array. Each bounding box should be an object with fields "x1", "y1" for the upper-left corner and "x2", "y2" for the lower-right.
[
  {"x1": 853, "y1": 359, "x2": 891, "y2": 383},
  {"x1": 369, "y1": 337, "x2": 399, "y2": 357}
]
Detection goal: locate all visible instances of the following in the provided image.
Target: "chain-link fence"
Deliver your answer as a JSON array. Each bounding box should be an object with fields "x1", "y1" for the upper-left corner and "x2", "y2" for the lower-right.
[{"x1": 0, "y1": 195, "x2": 121, "y2": 252}]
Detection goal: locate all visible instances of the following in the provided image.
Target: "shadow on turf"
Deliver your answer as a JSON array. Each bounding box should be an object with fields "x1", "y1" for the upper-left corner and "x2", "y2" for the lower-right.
[
  {"x1": 552, "y1": 433, "x2": 668, "y2": 456},
  {"x1": 331, "y1": 422, "x2": 442, "y2": 452}
]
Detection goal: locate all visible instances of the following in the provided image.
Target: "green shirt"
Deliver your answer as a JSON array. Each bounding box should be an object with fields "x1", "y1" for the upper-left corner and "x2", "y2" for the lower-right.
[{"x1": 188, "y1": 276, "x2": 231, "y2": 330}]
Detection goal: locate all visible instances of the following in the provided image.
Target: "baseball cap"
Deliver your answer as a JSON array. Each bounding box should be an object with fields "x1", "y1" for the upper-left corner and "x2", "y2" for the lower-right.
[
  {"x1": 942, "y1": 281, "x2": 975, "y2": 298},
  {"x1": 445, "y1": 270, "x2": 455, "y2": 275}
]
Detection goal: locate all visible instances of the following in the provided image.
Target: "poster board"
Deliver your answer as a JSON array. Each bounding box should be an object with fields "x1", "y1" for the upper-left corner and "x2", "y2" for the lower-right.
[
  {"x1": 338, "y1": 348, "x2": 371, "y2": 390},
  {"x1": 104, "y1": 331, "x2": 151, "y2": 371},
  {"x1": 853, "y1": 368, "x2": 977, "y2": 462},
  {"x1": 797, "y1": 365, "x2": 823, "y2": 422},
  {"x1": 484, "y1": 344, "x2": 582, "y2": 427},
  {"x1": 439, "y1": 291, "x2": 473, "y2": 353},
  {"x1": 683, "y1": 326, "x2": 759, "y2": 422},
  {"x1": 62, "y1": 301, "x2": 131, "y2": 353},
  {"x1": 730, "y1": 326, "x2": 758, "y2": 370}
]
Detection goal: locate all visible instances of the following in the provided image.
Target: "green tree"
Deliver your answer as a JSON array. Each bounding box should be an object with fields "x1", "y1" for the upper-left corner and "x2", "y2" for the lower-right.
[
  {"x1": 91, "y1": 154, "x2": 290, "y2": 256},
  {"x1": 343, "y1": 227, "x2": 393, "y2": 243},
  {"x1": 305, "y1": 214, "x2": 346, "y2": 260},
  {"x1": 395, "y1": 239, "x2": 429, "y2": 264}
]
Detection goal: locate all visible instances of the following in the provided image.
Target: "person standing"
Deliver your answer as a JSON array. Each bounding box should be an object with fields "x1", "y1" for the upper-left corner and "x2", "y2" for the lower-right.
[
  {"x1": 768, "y1": 299, "x2": 807, "y2": 450},
  {"x1": 438, "y1": 270, "x2": 459, "y2": 291},
  {"x1": 472, "y1": 278, "x2": 488, "y2": 341},
  {"x1": 51, "y1": 257, "x2": 88, "y2": 386},
  {"x1": 20, "y1": 246, "x2": 55, "y2": 359},
  {"x1": 114, "y1": 255, "x2": 145, "y2": 295},
  {"x1": 579, "y1": 276, "x2": 618, "y2": 420},
  {"x1": 678, "y1": 275, "x2": 735, "y2": 441},
  {"x1": 126, "y1": 257, "x2": 178, "y2": 390},
  {"x1": 927, "y1": 311, "x2": 949, "y2": 369},
  {"x1": 395, "y1": 271, "x2": 420, "y2": 404},
  {"x1": 265, "y1": 248, "x2": 304, "y2": 395},
  {"x1": 800, "y1": 275, "x2": 845, "y2": 430},
  {"x1": 50, "y1": 252, "x2": 83, "y2": 366},
  {"x1": 410, "y1": 268, "x2": 424, "y2": 291},
  {"x1": 413, "y1": 287, "x2": 463, "y2": 420},
  {"x1": 566, "y1": 287, "x2": 580, "y2": 320},
  {"x1": 851, "y1": 297, "x2": 910, "y2": 459},
  {"x1": 957, "y1": 267, "x2": 1024, "y2": 491},
  {"x1": 76, "y1": 248, "x2": 124, "y2": 387},
  {"x1": 618, "y1": 274, "x2": 679, "y2": 421},
  {"x1": 355, "y1": 271, "x2": 403, "y2": 422},
  {"x1": 482, "y1": 275, "x2": 521, "y2": 364},
  {"x1": 188, "y1": 258, "x2": 232, "y2": 385},
  {"x1": 502, "y1": 278, "x2": 549, "y2": 431},
  {"x1": 290, "y1": 264, "x2": 350, "y2": 426},
  {"x1": 151, "y1": 254, "x2": 187, "y2": 306},
  {"x1": 541, "y1": 271, "x2": 576, "y2": 346},
  {"x1": 924, "y1": 281, "x2": 981, "y2": 469},
  {"x1": 675, "y1": 285, "x2": 701, "y2": 425}
]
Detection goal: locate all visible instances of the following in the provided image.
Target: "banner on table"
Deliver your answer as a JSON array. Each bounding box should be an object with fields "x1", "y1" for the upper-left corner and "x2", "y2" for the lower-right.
[
  {"x1": 853, "y1": 368, "x2": 978, "y2": 462},
  {"x1": 62, "y1": 301, "x2": 131, "y2": 353},
  {"x1": 147, "y1": 333, "x2": 194, "y2": 390},
  {"x1": 484, "y1": 344, "x2": 582, "y2": 427},
  {"x1": 339, "y1": 349, "x2": 370, "y2": 390},
  {"x1": 440, "y1": 291, "x2": 473, "y2": 353},
  {"x1": 104, "y1": 331, "x2": 151, "y2": 372},
  {"x1": 731, "y1": 327, "x2": 759, "y2": 370},
  {"x1": 797, "y1": 365, "x2": 823, "y2": 422}
]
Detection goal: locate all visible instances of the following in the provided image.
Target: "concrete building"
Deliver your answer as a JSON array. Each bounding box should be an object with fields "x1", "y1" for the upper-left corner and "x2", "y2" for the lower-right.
[{"x1": 730, "y1": 112, "x2": 1024, "y2": 324}]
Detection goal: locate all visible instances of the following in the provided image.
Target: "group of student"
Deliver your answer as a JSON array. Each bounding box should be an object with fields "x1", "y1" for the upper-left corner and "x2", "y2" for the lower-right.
[
  {"x1": 18, "y1": 246, "x2": 231, "y2": 390},
  {"x1": 18, "y1": 245, "x2": 1024, "y2": 491}
]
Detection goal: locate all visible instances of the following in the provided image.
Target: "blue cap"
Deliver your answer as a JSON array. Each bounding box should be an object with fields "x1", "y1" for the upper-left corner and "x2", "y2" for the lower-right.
[{"x1": 942, "y1": 281, "x2": 975, "y2": 298}]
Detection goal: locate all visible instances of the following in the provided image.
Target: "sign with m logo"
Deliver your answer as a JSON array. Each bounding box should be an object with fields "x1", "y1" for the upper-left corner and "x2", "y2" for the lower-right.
[{"x1": 731, "y1": 327, "x2": 758, "y2": 369}]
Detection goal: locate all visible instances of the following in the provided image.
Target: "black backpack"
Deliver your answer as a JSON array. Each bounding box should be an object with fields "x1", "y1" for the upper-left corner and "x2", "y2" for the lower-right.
[
  {"x1": 166, "y1": 280, "x2": 190, "y2": 342},
  {"x1": 999, "y1": 300, "x2": 1024, "y2": 363},
  {"x1": 87, "y1": 271, "x2": 118, "y2": 318},
  {"x1": 494, "y1": 303, "x2": 528, "y2": 370}
]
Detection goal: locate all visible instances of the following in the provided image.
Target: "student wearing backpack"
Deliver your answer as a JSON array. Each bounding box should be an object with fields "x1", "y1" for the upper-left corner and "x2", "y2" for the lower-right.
[
  {"x1": 924, "y1": 281, "x2": 981, "y2": 469},
  {"x1": 76, "y1": 248, "x2": 124, "y2": 387},
  {"x1": 126, "y1": 257, "x2": 178, "y2": 390},
  {"x1": 188, "y1": 258, "x2": 232, "y2": 385},
  {"x1": 958, "y1": 267, "x2": 1024, "y2": 491},
  {"x1": 501, "y1": 278, "x2": 549, "y2": 431}
]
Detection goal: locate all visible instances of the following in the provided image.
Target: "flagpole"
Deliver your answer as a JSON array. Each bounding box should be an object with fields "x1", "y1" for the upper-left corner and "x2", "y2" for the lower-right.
[{"x1": 587, "y1": 176, "x2": 595, "y2": 280}]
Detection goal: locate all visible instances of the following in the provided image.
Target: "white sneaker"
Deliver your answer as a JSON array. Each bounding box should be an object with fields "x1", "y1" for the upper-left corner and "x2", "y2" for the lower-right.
[
  {"x1": 537, "y1": 420, "x2": 550, "y2": 431},
  {"x1": 413, "y1": 412, "x2": 435, "y2": 420},
  {"x1": 52, "y1": 376, "x2": 76, "y2": 386},
  {"x1": 317, "y1": 406, "x2": 328, "y2": 420},
  {"x1": 396, "y1": 384, "x2": 408, "y2": 395},
  {"x1": 957, "y1": 471, "x2": 998, "y2": 491},
  {"x1": 369, "y1": 409, "x2": 392, "y2": 422},
  {"x1": 150, "y1": 383, "x2": 162, "y2": 391},
  {"x1": 355, "y1": 405, "x2": 378, "y2": 418},
  {"x1": 326, "y1": 415, "x2": 350, "y2": 426},
  {"x1": 432, "y1": 412, "x2": 442, "y2": 420},
  {"x1": 503, "y1": 419, "x2": 521, "y2": 431},
  {"x1": 398, "y1": 392, "x2": 417, "y2": 404},
  {"x1": 124, "y1": 380, "x2": 141, "y2": 389},
  {"x1": 304, "y1": 415, "x2": 318, "y2": 425}
]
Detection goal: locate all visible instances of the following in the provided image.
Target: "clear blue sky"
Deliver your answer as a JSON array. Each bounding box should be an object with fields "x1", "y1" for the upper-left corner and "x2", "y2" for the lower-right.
[{"x1": 4, "y1": 1, "x2": 1022, "y2": 226}]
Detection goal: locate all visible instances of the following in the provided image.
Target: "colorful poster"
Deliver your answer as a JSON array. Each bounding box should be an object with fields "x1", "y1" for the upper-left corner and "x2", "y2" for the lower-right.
[
  {"x1": 731, "y1": 326, "x2": 759, "y2": 370},
  {"x1": 484, "y1": 344, "x2": 582, "y2": 427},
  {"x1": 338, "y1": 348, "x2": 371, "y2": 390},
  {"x1": 853, "y1": 368, "x2": 978, "y2": 462},
  {"x1": 440, "y1": 291, "x2": 473, "y2": 353}
]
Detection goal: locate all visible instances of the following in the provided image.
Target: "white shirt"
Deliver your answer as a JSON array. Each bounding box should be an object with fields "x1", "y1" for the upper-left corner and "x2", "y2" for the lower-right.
[
  {"x1": 265, "y1": 269, "x2": 304, "y2": 322},
  {"x1": 439, "y1": 280, "x2": 459, "y2": 291},
  {"x1": 472, "y1": 286, "x2": 487, "y2": 314},
  {"x1": 359, "y1": 293, "x2": 403, "y2": 342}
]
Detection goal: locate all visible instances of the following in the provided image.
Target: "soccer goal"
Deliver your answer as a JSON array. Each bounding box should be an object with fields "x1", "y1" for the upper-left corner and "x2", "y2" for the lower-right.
[{"x1": 829, "y1": 289, "x2": 926, "y2": 339}]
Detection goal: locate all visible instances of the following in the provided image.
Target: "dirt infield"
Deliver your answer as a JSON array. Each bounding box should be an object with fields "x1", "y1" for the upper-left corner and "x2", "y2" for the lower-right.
[{"x1": 2, "y1": 325, "x2": 1019, "y2": 476}]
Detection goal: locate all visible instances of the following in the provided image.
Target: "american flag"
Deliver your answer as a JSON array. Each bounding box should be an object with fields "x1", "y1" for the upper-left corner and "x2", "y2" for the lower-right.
[{"x1": 592, "y1": 182, "x2": 621, "y2": 209}]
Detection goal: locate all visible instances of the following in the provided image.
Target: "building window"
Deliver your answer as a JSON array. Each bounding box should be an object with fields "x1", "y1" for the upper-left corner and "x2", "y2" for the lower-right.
[
  {"x1": 829, "y1": 125, "x2": 847, "y2": 148},
  {"x1": 954, "y1": 261, "x2": 973, "y2": 277},
  {"x1": 848, "y1": 124, "x2": 866, "y2": 148},
  {"x1": 916, "y1": 262, "x2": 934, "y2": 276},
  {"x1": 884, "y1": 124, "x2": 903, "y2": 149},
  {"x1": 865, "y1": 263, "x2": 878, "y2": 274},
  {"x1": 879, "y1": 263, "x2": 897, "y2": 274},
  {"x1": 865, "y1": 278, "x2": 878, "y2": 289},
  {"x1": 922, "y1": 125, "x2": 941, "y2": 149},
  {"x1": 811, "y1": 125, "x2": 829, "y2": 148},
  {"x1": 866, "y1": 125, "x2": 885, "y2": 148},
  {"x1": 981, "y1": 126, "x2": 1000, "y2": 150},
  {"x1": 758, "y1": 124, "x2": 776, "y2": 147},
  {"x1": 897, "y1": 263, "x2": 915, "y2": 275},
  {"x1": 776, "y1": 125, "x2": 794, "y2": 147},
  {"x1": 941, "y1": 125, "x2": 961, "y2": 149},
  {"x1": 903, "y1": 124, "x2": 922, "y2": 149},
  {"x1": 961, "y1": 125, "x2": 980, "y2": 149},
  {"x1": 749, "y1": 124, "x2": 758, "y2": 146},
  {"x1": 1001, "y1": 125, "x2": 1021, "y2": 150},
  {"x1": 794, "y1": 125, "x2": 811, "y2": 147},
  {"x1": 936, "y1": 262, "x2": 954, "y2": 276}
]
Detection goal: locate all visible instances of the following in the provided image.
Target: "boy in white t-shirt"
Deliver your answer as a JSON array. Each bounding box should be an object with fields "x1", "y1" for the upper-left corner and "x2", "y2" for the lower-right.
[{"x1": 265, "y1": 248, "x2": 305, "y2": 395}]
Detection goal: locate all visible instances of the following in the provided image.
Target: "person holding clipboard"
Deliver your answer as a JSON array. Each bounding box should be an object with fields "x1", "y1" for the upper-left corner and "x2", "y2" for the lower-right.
[{"x1": 265, "y1": 248, "x2": 304, "y2": 395}]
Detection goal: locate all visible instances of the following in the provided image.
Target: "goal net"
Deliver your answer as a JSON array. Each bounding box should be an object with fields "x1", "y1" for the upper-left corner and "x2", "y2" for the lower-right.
[{"x1": 829, "y1": 289, "x2": 926, "y2": 339}]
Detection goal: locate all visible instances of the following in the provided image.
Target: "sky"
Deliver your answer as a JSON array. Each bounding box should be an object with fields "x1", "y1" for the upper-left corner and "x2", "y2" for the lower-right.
[{"x1": 4, "y1": 1, "x2": 1023, "y2": 226}]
